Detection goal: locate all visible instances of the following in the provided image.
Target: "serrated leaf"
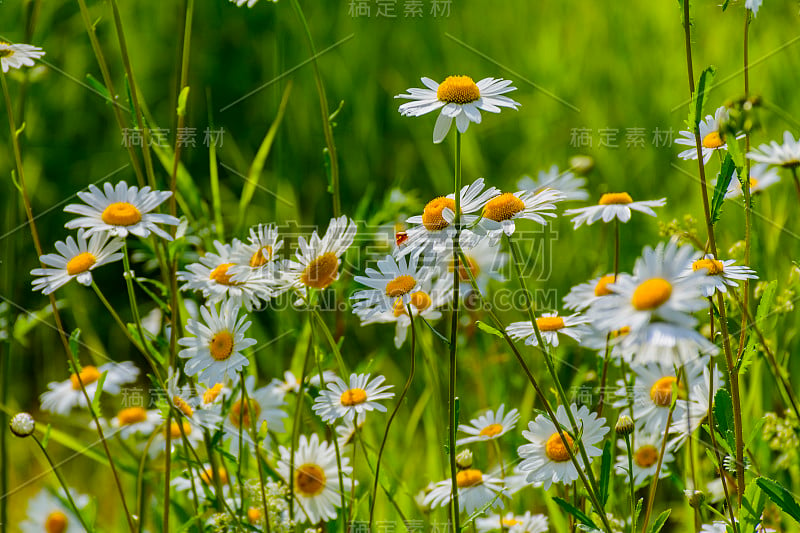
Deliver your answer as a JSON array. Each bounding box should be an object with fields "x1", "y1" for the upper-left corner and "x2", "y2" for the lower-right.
[
  {"x1": 739, "y1": 280, "x2": 777, "y2": 373},
  {"x1": 553, "y1": 496, "x2": 598, "y2": 529},
  {"x1": 726, "y1": 132, "x2": 745, "y2": 172},
  {"x1": 475, "y1": 320, "x2": 504, "y2": 338},
  {"x1": 741, "y1": 479, "x2": 766, "y2": 533},
  {"x1": 713, "y1": 388, "x2": 736, "y2": 452},
  {"x1": 648, "y1": 509, "x2": 671, "y2": 533},
  {"x1": 711, "y1": 154, "x2": 736, "y2": 224},
  {"x1": 90, "y1": 370, "x2": 108, "y2": 415},
  {"x1": 689, "y1": 66, "x2": 716, "y2": 130},
  {"x1": 757, "y1": 477, "x2": 800, "y2": 525},
  {"x1": 69, "y1": 329, "x2": 82, "y2": 358},
  {"x1": 599, "y1": 440, "x2": 612, "y2": 506}
]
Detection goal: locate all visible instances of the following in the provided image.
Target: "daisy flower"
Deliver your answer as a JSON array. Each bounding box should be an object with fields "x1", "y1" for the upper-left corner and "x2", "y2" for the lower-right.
[
  {"x1": 564, "y1": 193, "x2": 665, "y2": 229},
  {"x1": 172, "y1": 464, "x2": 233, "y2": 498},
  {"x1": 616, "y1": 332, "x2": 718, "y2": 367},
  {"x1": 334, "y1": 418, "x2": 364, "y2": 449},
  {"x1": 479, "y1": 188, "x2": 565, "y2": 243},
  {"x1": 675, "y1": 106, "x2": 744, "y2": 164},
  {"x1": 19, "y1": 489, "x2": 90, "y2": 533},
  {"x1": 457, "y1": 404, "x2": 520, "y2": 445},
  {"x1": 686, "y1": 254, "x2": 757, "y2": 297},
  {"x1": 747, "y1": 131, "x2": 800, "y2": 168},
  {"x1": 230, "y1": 223, "x2": 284, "y2": 284},
  {"x1": 40, "y1": 361, "x2": 140, "y2": 415},
  {"x1": 177, "y1": 298, "x2": 257, "y2": 386},
  {"x1": 312, "y1": 373, "x2": 395, "y2": 424},
  {"x1": 178, "y1": 240, "x2": 271, "y2": 311},
  {"x1": 0, "y1": 40, "x2": 45, "y2": 73},
  {"x1": 109, "y1": 406, "x2": 162, "y2": 439},
  {"x1": 268, "y1": 369, "x2": 339, "y2": 399},
  {"x1": 670, "y1": 365, "x2": 724, "y2": 448},
  {"x1": 277, "y1": 433, "x2": 353, "y2": 524},
  {"x1": 475, "y1": 511, "x2": 549, "y2": 533},
  {"x1": 217, "y1": 375, "x2": 287, "y2": 449},
  {"x1": 517, "y1": 164, "x2": 589, "y2": 201},
  {"x1": 278, "y1": 215, "x2": 357, "y2": 297},
  {"x1": 31, "y1": 229, "x2": 124, "y2": 294},
  {"x1": 148, "y1": 416, "x2": 209, "y2": 458},
  {"x1": 563, "y1": 273, "x2": 618, "y2": 312},
  {"x1": 615, "y1": 431, "x2": 675, "y2": 486},
  {"x1": 351, "y1": 253, "x2": 431, "y2": 319},
  {"x1": 506, "y1": 311, "x2": 588, "y2": 348},
  {"x1": 745, "y1": 0, "x2": 763, "y2": 15},
  {"x1": 517, "y1": 404, "x2": 608, "y2": 490},
  {"x1": 395, "y1": 75, "x2": 520, "y2": 144},
  {"x1": 63, "y1": 181, "x2": 179, "y2": 240},
  {"x1": 396, "y1": 178, "x2": 499, "y2": 258},
  {"x1": 724, "y1": 164, "x2": 780, "y2": 199},
  {"x1": 424, "y1": 468, "x2": 506, "y2": 514}
]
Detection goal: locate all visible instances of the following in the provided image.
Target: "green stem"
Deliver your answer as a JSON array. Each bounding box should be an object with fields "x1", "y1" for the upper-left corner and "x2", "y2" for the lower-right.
[
  {"x1": 640, "y1": 391, "x2": 677, "y2": 533},
  {"x1": 32, "y1": 436, "x2": 93, "y2": 532},
  {"x1": 288, "y1": 319, "x2": 314, "y2": 520},
  {"x1": 241, "y1": 372, "x2": 273, "y2": 533},
  {"x1": 448, "y1": 131, "x2": 462, "y2": 531},
  {"x1": 624, "y1": 433, "x2": 636, "y2": 533}
]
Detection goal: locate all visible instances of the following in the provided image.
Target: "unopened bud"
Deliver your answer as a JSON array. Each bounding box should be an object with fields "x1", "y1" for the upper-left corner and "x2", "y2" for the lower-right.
[
  {"x1": 455, "y1": 449, "x2": 473, "y2": 470},
  {"x1": 615, "y1": 415, "x2": 634, "y2": 436},
  {"x1": 685, "y1": 489, "x2": 705, "y2": 508},
  {"x1": 569, "y1": 155, "x2": 594, "y2": 175},
  {"x1": 9, "y1": 412, "x2": 35, "y2": 438}
]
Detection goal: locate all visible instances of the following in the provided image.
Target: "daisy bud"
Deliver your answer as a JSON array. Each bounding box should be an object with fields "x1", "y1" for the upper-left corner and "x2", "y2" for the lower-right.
[
  {"x1": 615, "y1": 415, "x2": 634, "y2": 436},
  {"x1": 685, "y1": 489, "x2": 705, "y2": 509},
  {"x1": 455, "y1": 449, "x2": 473, "y2": 470},
  {"x1": 569, "y1": 154, "x2": 594, "y2": 175},
  {"x1": 9, "y1": 412, "x2": 35, "y2": 438}
]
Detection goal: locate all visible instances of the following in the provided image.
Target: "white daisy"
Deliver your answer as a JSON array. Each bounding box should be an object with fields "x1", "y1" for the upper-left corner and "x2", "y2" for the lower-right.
[
  {"x1": 268, "y1": 369, "x2": 339, "y2": 399},
  {"x1": 724, "y1": 164, "x2": 781, "y2": 199},
  {"x1": 563, "y1": 273, "x2": 618, "y2": 312},
  {"x1": 747, "y1": 131, "x2": 800, "y2": 168},
  {"x1": 63, "y1": 181, "x2": 179, "y2": 240},
  {"x1": 277, "y1": 433, "x2": 353, "y2": 524},
  {"x1": 506, "y1": 312, "x2": 588, "y2": 348},
  {"x1": 457, "y1": 404, "x2": 520, "y2": 445},
  {"x1": 675, "y1": 106, "x2": 744, "y2": 164},
  {"x1": 172, "y1": 464, "x2": 233, "y2": 498},
  {"x1": 564, "y1": 192, "x2": 666, "y2": 229},
  {"x1": 395, "y1": 178, "x2": 500, "y2": 259},
  {"x1": 745, "y1": 0, "x2": 763, "y2": 15},
  {"x1": 0, "y1": 40, "x2": 45, "y2": 73},
  {"x1": 517, "y1": 164, "x2": 589, "y2": 201},
  {"x1": 615, "y1": 330, "x2": 718, "y2": 366},
  {"x1": 475, "y1": 511, "x2": 549, "y2": 533},
  {"x1": 686, "y1": 254, "x2": 757, "y2": 297},
  {"x1": 312, "y1": 373, "x2": 395, "y2": 424},
  {"x1": 479, "y1": 188, "x2": 565, "y2": 243},
  {"x1": 31, "y1": 229, "x2": 124, "y2": 294},
  {"x1": 351, "y1": 253, "x2": 431, "y2": 319},
  {"x1": 40, "y1": 361, "x2": 140, "y2": 415},
  {"x1": 517, "y1": 404, "x2": 608, "y2": 490},
  {"x1": 109, "y1": 406, "x2": 162, "y2": 439},
  {"x1": 615, "y1": 431, "x2": 675, "y2": 486},
  {"x1": 334, "y1": 418, "x2": 364, "y2": 449},
  {"x1": 670, "y1": 365, "x2": 724, "y2": 448},
  {"x1": 424, "y1": 468, "x2": 506, "y2": 514},
  {"x1": 217, "y1": 375, "x2": 287, "y2": 449},
  {"x1": 19, "y1": 489, "x2": 90, "y2": 533},
  {"x1": 148, "y1": 416, "x2": 209, "y2": 459},
  {"x1": 395, "y1": 76, "x2": 520, "y2": 144},
  {"x1": 177, "y1": 298, "x2": 257, "y2": 386},
  {"x1": 178, "y1": 240, "x2": 272, "y2": 311},
  {"x1": 229, "y1": 223, "x2": 284, "y2": 288}
]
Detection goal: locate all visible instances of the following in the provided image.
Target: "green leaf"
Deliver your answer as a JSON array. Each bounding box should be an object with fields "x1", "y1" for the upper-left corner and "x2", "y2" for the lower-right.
[
  {"x1": 710, "y1": 154, "x2": 735, "y2": 224},
  {"x1": 177, "y1": 86, "x2": 190, "y2": 117},
  {"x1": 599, "y1": 440, "x2": 612, "y2": 506},
  {"x1": 475, "y1": 321, "x2": 504, "y2": 338},
  {"x1": 689, "y1": 66, "x2": 716, "y2": 130},
  {"x1": 90, "y1": 370, "x2": 108, "y2": 415},
  {"x1": 726, "y1": 131, "x2": 745, "y2": 172},
  {"x1": 85, "y1": 73, "x2": 113, "y2": 104},
  {"x1": 739, "y1": 280, "x2": 777, "y2": 373},
  {"x1": 756, "y1": 477, "x2": 800, "y2": 525},
  {"x1": 69, "y1": 329, "x2": 82, "y2": 358},
  {"x1": 741, "y1": 479, "x2": 766, "y2": 533},
  {"x1": 648, "y1": 509, "x2": 671, "y2": 533},
  {"x1": 553, "y1": 496, "x2": 598, "y2": 529},
  {"x1": 41, "y1": 424, "x2": 52, "y2": 449},
  {"x1": 713, "y1": 388, "x2": 736, "y2": 451}
]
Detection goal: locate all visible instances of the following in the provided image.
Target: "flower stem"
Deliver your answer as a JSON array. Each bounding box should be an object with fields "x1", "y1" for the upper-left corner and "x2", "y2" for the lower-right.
[
  {"x1": 623, "y1": 433, "x2": 636, "y2": 533},
  {"x1": 288, "y1": 317, "x2": 315, "y2": 521},
  {"x1": 241, "y1": 372, "x2": 273, "y2": 533},
  {"x1": 32, "y1": 436, "x2": 93, "y2": 532},
  {"x1": 597, "y1": 220, "x2": 620, "y2": 417},
  {"x1": 640, "y1": 387, "x2": 677, "y2": 533}
]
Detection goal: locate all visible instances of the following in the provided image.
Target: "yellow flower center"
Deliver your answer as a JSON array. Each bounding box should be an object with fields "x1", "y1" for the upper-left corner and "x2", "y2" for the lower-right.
[
  {"x1": 247, "y1": 507, "x2": 262, "y2": 524},
  {"x1": 209, "y1": 263, "x2": 241, "y2": 286},
  {"x1": 66, "y1": 252, "x2": 97, "y2": 276},
  {"x1": 650, "y1": 376, "x2": 679, "y2": 407},
  {"x1": 634, "y1": 444, "x2": 660, "y2": 468},
  {"x1": 482, "y1": 193, "x2": 525, "y2": 222},
  {"x1": 749, "y1": 177, "x2": 759, "y2": 190},
  {"x1": 536, "y1": 316, "x2": 565, "y2": 331},
  {"x1": 101, "y1": 201, "x2": 142, "y2": 226},
  {"x1": 436, "y1": 75, "x2": 481, "y2": 104},
  {"x1": 300, "y1": 252, "x2": 339, "y2": 289},
  {"x1": 173, "y1": 395, "x2": 194, "y2": 417},
  {"x1": 340, "y1": 388, "x2": 368, "y2": 406},
  {"x1": 249, "y1": 246, "x2": 273, "y2": 267},
  {"x1": 45, "y1": 511, "x2": 68, "y2": 533},
  {"x1": 631, "y1": 278, "x2": 672, "y2": 310},
  {"x1": 385, "y1": 274, "x2": 416, "y2": 298},
  {"x1": 70, "y1": 366, "x2": 101, "y2": 390},
  {"x1": 203, "y1": 383, "x2": 224, "y2": 404},
  {"x1": 295, "y1": 463, "x2": 326, "y2": 496},
  {"x1": 230, "y1": 399, "x2": 261, "y2": 429},
  {"x1": 502, "y1": 518, "x2": 521, "y2": 527},
  {"x1": 392, "y1": 291, "x2": 433, "y2": 317},
  {"x1": 702, "y1": 131, "x2": 724, "y2": 149},
  {"x1": 545, "y1": 431, "x2": 574, "y2": 462},
  {"x1": 478, "y1": 423, "x2": 504, "y2": 437},
  {"x1": 598, "y1": 192, "x2": 633, "y2": 205},
  {"x1": 209, "y1": 330, "x2": 235, "y2": 361},
  {"x1": 594, "y1": 275, "x2": 616, "y2": 297},
  {"x1": 692, "y1": 258, "x2": 724, "y2": 276},
  {"x1": 200, "y1": 467, "x2": 229, "y2": 486},
  {"x1": 422, "y1": 197, "x2": 457, "y2": 231},
  {"x1": 117, "y1": 406, "x2": 148, "y2": 425},
  {"x1": 168, "y1": 420, "x2": 192, "y2": 439},
  {"x1": 456, "y1": 468, "x2": 483, "y2": 488},
  {"x1": 611, "y1": 326, "x2": 631, "y2": 338}
]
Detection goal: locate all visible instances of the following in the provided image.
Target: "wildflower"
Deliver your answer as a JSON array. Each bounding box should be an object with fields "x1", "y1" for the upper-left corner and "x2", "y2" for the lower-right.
[
  {"x1": 40, "y1": 361, "x2": 139, "y2": 415},
  {"x1": 747, "y1": 131, "x2": 800, "y2": 168},
  {"x1": 312, "y1": 373, "x2": 395, "y2": 424},
  {"x1": 0, "y1": 40, "x2": 45, "y2": 73},
  {"x1": 675, "y1": 106, "x2": 744, "y2": 164},
  {"x1": 517, "y1": 164, "x2": 589, "y2": 201},
  {"x1": 19, "y1": 489, "x2": 90, "y2": 533},
  {"x1": 724, "y1": 164, "x2": 780, "y2": 199},
  {"x1": 425, "y1": 467, "x2": 506, "y2": 514},
  {"x1": 475, "y1": 512, "x2": 549, "y2": 533},
  {"x1": 479, "y1": 188, "x2": 564, "y2": 243},
  {"x1": 686, "y1": 253, "x2": 757, "y2": 297},
  {"x1": 745, "y1": 0, "x2": 763, "y2": 16},
  {"x1": 351, "y1": 253, "x2": 431, "y2": 319},
  {"x1": 217, "y1": 376, "x2": 288, "y2": 449},
  {"x1": 457, "y1": 404, "x2": 520, "y2": 445},
  {"x1": 564, "y1": 193, "x2": 665, "y2": 229},
  {"x1": 563, "y1": 273, "x2": 618, "y2": 312},
  {"x1": 110, "y1": 407, "x2": 162, "y2": 439},
  {"x1": 615, "y1": 431, "x2": 675, "y2": 485},
  {"x1": 506, "y1": 311, "x2": 588, "y2": 348},
  {"x1": 9, "y1": 412, "x2": 35, "y2": 438}
]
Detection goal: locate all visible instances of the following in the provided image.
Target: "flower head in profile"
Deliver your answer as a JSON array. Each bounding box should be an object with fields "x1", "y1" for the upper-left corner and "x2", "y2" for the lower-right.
[
  {"x1": 724, "y1": 164, "x2": 780, "y2": 199},
  {"x1": 479, "y1": 188, "x2": 564, "y2": 243},
  {"x1": 40, "y1": 361, "x2": 140, "y2": 415},
  {"x1": 518, "y1": 164, "x2": 589, "y2": 202},
  {"x1": 395, "y1": 76, "x2": 520, "y2": 143},
  {"x1": 0, "y1": 40, "x2": 45, "y2": 73},
  {"x1": 686, "y1": 253, "x2": 757, "y2": 297},
  {"x1": 564, "y1": 193, "x2": 665, "y2": 229},
  {"x1": 747, "y1": 131, "x2": 800, "y2": 168},
  {"x1": 675, "y1": 106, "x2": 744, "y2": 164}
]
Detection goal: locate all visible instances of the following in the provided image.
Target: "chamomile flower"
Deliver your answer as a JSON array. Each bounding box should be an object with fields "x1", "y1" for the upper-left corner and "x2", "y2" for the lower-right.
[
  {"x1": 518, "y1": 164, "x2": 589, "y2": 201},
  {"x1": 675, "y1": 106, "x2": 743, "y2": 164},
  {"x1": 457, "y1": 404, "x2": 520, "y2": 445},
  {"x1": 268, "y1": 369, "x2": 339, "y2": 399},
  {"x1": 177, "y1": 298, "x2": 257, "y2": 386},
  {"x1": 615, "y1": 431, "x2": 675, "y2": 485},
  {"x1": 148, "y1": 417, "x2": 208, "y2": 458},
  {"x1": 19, "y1": 489, "x2": 90, "y2": 533},
  {"x1": 687, "y1": 254, "x2": 757, "y2": 297},
  {"x1": 396, "y1": 178, "x2": 500, "y2": 258},
  {"x1": 110, "y1": 407, "x2": 162, "y2": 438},
  {"x1": 0, "y1": 40, "x2": 45, "y2": 73},
  {"x1": 277, "y1": 433, "x2": 353, "y2": 524},
  {"x1": 475, "y1": 511, "x2": 549, "y2": 533},
  {"x1": 724, "y1": 164, "x2": 780, "y2": 199},
  {"x1": 178, "y1": 240, "x2": 271, "y2": 311},
  {"x1": 312, "y1": 373, "x2": 395, "y2": 424},
  {"x1": 424, "y1": 468, "x2": 506, "y2": 514},
  {"x1": 217, "y1": 376, "x2": 287, "y2": 448},
  {"x1": 747, "y1": 131, "x2": 800, "y2": 168},
  {"x1": 517, "y1": 404, "x2": 608, "y2": 490},
  {"x1": 563, "y1": 273, "x2": 618, "y2": 312},
  {"x1": 229, "y1": 223, "x2": 284, "y2": 286},
  {"x1": 395, "y1": 76, "x2": 520, "y2": 144},
  {"x1": 671, "y1": 365, "x2": 724, "y2": 447},
  {"x1": 31, "y1": 229, "x2": 124, "y2": 294},
  {"x1": 506, "y1": 312, "x2": 588, "y2": 348},
  {"x1": 64, "y1": 181, "x2": 179, "y2": 240},
  {"x1": 334, "y1": 418, "x2": 364, "y2": 449},
  {"x1": 40, "y1": 361, "x2": 139, "y2": 415},
  {"x1": 479, "y1": 188, "x2": 565, "y2": 243},
  {"x1": 351, "y1": 253, "x2": 430, "y2": 319},
  {"x1": 172, "y1": 464, "x2": 233, "y2": 498},
  {"x1": 745, "y1": 0, "x2": 763, "y2": 15},
  {"x1": 564, "y1": 193, "x2": 665, "y2": 229}
]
